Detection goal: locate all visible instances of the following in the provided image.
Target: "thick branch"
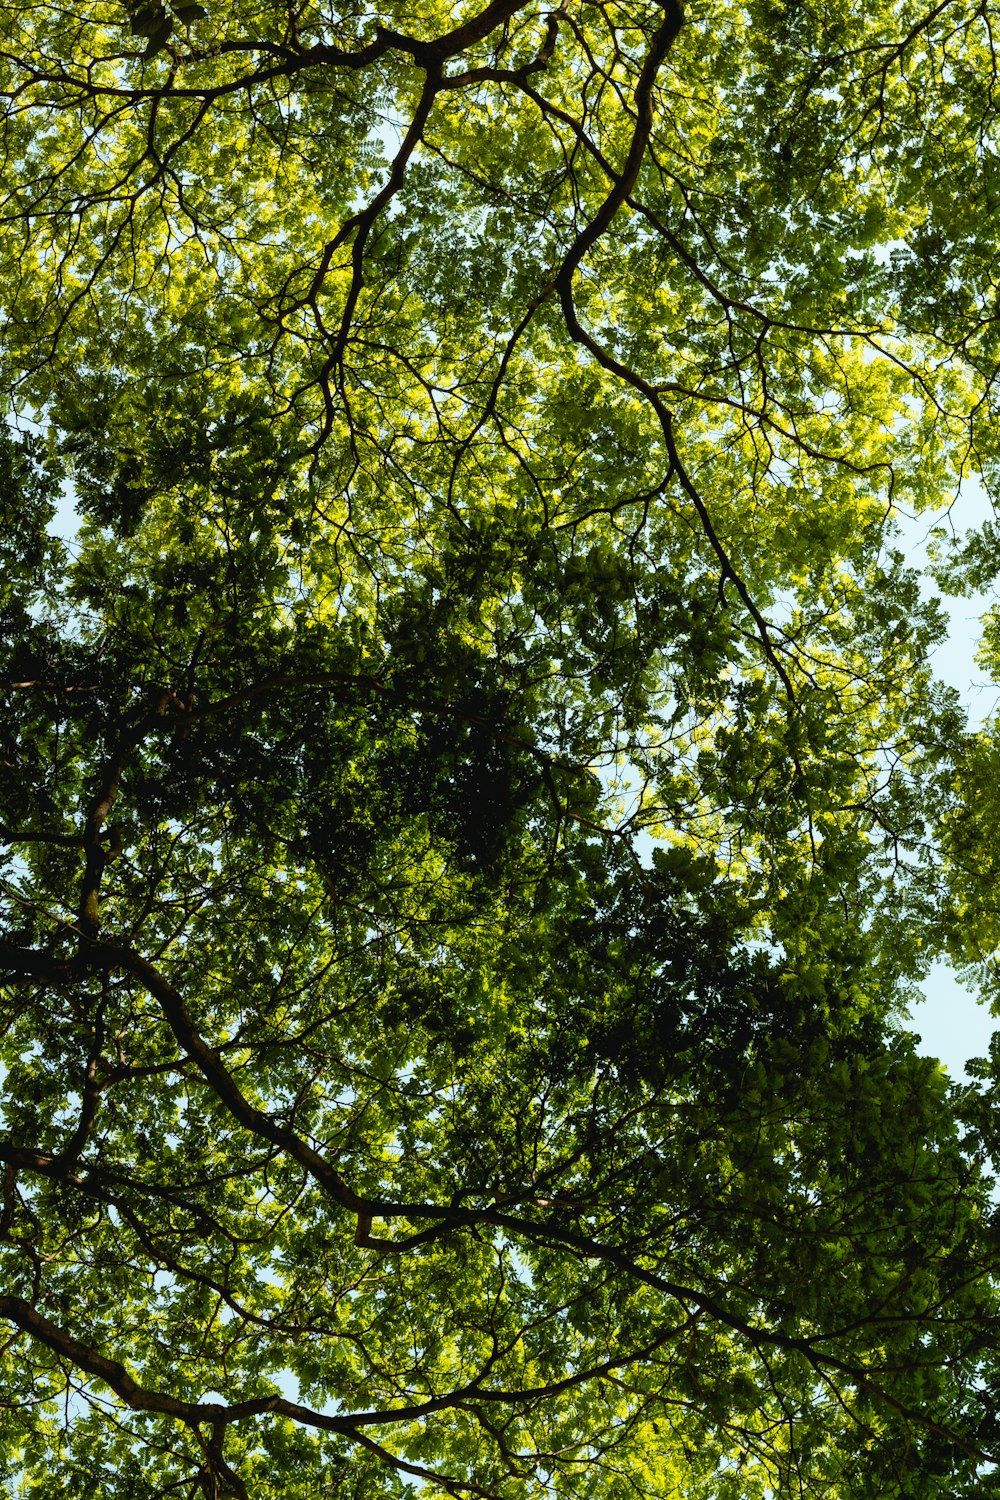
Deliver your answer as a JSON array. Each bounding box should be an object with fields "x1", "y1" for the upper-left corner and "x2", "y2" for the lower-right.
[{"x1": 0, "y1": 936, "x2": 987, "y2": 1461}]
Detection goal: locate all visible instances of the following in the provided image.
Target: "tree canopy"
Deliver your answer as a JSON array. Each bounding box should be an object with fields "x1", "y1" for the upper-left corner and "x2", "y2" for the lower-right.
[{"x1": 2, "y1": 0, "x2": 1000, "y2": 1495}]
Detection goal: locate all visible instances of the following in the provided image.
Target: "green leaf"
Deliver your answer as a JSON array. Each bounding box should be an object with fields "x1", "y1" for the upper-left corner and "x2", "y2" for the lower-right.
[
  {"x1": 127, "y1": 4, "x2": 163, "y2": 34},
  {"x1": 142, "y1": 14, "x2": 172, "y2": 53}
]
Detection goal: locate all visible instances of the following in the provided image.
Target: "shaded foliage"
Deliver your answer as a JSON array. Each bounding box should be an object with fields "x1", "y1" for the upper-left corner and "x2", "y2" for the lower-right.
[{"x1": 0, "y1": 1, "x2": 999, "y2": 1496}]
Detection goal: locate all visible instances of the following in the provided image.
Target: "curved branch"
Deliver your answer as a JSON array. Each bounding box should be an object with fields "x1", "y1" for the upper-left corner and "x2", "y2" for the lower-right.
[
  {"x1": 548, "y1": 1, "x2": 794, "y2": 697},
  {"x1": 0, "y1": 935, "x2": 989, "y2": 1464}
]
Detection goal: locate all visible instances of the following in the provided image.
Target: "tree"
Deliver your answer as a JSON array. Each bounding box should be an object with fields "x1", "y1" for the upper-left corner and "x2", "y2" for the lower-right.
[{"x1": 0, "y1": 0, "x2": 998, "y2": 1494}]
